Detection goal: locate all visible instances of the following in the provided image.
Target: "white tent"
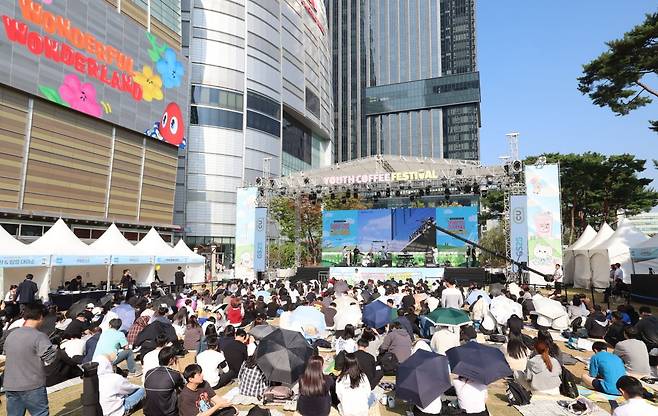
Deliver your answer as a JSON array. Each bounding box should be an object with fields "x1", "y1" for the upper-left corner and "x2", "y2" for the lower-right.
[
  {"x1": 29, "y1": 219, "x2": 110, "y2": 297},
  {"x1": 573, "y1": 223, "x2": 614, "y2": 289},
  {"x1": 135, "y1": 228, "x2": 190, "y2": 285},
  {"x1": 89, "y1": 224, "x2": 154, "y2": 287},
  {"x1": 172, "y1": 240, "x2": 206, "y2": 283},
  {"x1": 0, "y1": 226, "x2": 50, "y2": 299},
  {"x1": 588, "y1": 219, "x2": 649, "y2": 289},
  {"x1": 630, "y1": 234, "x2": 658, "y2": 274},
  {"x1": 563, "y1": 225, "x2": 597, "y2": 285}
]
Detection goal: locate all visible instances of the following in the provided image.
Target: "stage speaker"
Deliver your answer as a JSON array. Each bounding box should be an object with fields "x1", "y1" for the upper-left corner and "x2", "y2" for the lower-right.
[{"x1": 443, "y1": 267, "x2": 486, "y2": 286}]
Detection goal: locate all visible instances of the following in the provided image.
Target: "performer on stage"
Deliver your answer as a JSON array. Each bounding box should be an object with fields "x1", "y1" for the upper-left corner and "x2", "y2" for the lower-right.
[
  {"x1": 342, "y1": 246, "x2": 350, "y2": 266},
  {"x1": 352, "y1": 246, "x2": 361, "y2": 267},
  {"x1": 379, "y1": 245, "x2": 388, "y2": 267}
]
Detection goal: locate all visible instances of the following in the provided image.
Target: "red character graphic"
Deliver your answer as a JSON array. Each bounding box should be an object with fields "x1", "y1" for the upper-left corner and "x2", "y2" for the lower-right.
[{"x1": 145, "y1": 102, "x2": 186, "y2": 148}]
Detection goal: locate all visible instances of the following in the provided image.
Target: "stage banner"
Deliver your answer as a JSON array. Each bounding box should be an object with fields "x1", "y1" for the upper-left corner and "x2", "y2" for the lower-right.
[
  {"x1": 435, "y1": 206, "x2": 478, "y2": 265},
  {"x1": 329, "y1": 267, "x2": 444, "y2": 284},
  {"x1": 235, "y1": 187, "x2": 258, "y2": 280},
  {"x1": 509, "y1": 195, "x2": 529, "y2": 272},
  {"x1": 525, "y1": 164, "x2": 563, "y2": 284},
  {"x1": 254, "y1": 207, "x2": 267, "y2": 272}
]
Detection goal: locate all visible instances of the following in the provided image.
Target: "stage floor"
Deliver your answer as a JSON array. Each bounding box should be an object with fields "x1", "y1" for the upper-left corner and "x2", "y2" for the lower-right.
[{"x1": 329, "y1": 266, "x2": 444, "y2": 283}]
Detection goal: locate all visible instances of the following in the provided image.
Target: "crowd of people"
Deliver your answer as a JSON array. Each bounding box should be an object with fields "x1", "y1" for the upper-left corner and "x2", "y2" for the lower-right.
[{"x1": 1, "y1": 272, "x2": 658, "y2": 416}]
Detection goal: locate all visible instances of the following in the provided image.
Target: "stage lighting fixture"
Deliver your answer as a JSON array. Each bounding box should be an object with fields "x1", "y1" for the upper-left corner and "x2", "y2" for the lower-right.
[
  {"x1": 346, "y1": 190, "x2": 351, "y2": 198},
  {"x1": 386, "y1": 189, "x2": 391, "y2": 197},
  {"x1": 376, "y1": 191, "x2": 382, "y2": 198},
  {"x1": 395, "y1": 190, "x2": 401, "y2": 197},
  {"x1": 309, "y1": 192, "x2": 317, "y2": 200},
  {"x1": 410, "y1": 195, "x2": 415, "y2": 201},
  {"x1": 330, "y1": 193, "x2": 335, "y2": 200},
  {"x1": 463, "y1": 184, "x2": 472, "y2": 193},
  {"x1": 486, "y1": 175, "x2": 494, "y2": 185},
  {"x1": 341, "y1": 198, "x2": 347, "y2": 204},
  {"x1": 269, "y1": 179, "x2": 275, "y2": 186},
  {"x1": 425, "y1": 186, "x2": 431, "y2": 195},
  {"x1": 255, "y1": 177, "x2": 262, "y2": 185},
  {"x1": 353, "y1": 191, "x2": 358, "y2": 199},
  {"x1": 473, "y1": 183, "x2": 480, "y2": 195},
  {"x1": 303, "y1": 177, "x2": 310, "y2": 184},
  {"x1": 456, "y1": 168, "x2": 463, "y2": 175},
  {"x1": 419, "y1": 189, "x2": 425, "y2": 197},
  {"x1": 259, "y1": 188, "x2": 264, "y2": 197}
]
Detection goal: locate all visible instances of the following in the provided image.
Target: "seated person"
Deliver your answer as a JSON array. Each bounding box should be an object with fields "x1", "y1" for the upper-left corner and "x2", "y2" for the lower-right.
[
  {"x1": 379, "y1": 321, "x2": 412, "y2": 364},
  {"x1": 144, "y1": 347, "x2": 184, "y2": 416},
  {"x1": 45, "y1": 335, "x2": 83, "y2": 387},
  {"x1": 178, "y1": 364, "x2": 237, "y2": 416},
  {"x1": 196, "y1": 336, "x2": 227, "y2": 389},
  {"x1": 237, "y1": 354, "x2": 268, "y2": 399},
  {"x1": 95, "y1": 354, "x2": 145, "y2": 416},
  {"x1": 217, "y1": 328, "x2": 249, "y2": 388},
  {"x1": 453, "y1": 376, "x2": 489, "y2": 416},
  {"x1": 354, "y1": 338, "x2": 383, "y2": 389},
  {"x1": 614, "y1": 327, "x2": 651, "y2": 377},
  {"x1": 525, "y1": 340, "x2": 561, "y2": 395},
  {"x1": 612, "y1": 375, "x2": 658, "y2": 416},
  {"x1": 604, "y1": 312, "x2": 627, "y2": 347},
  {"x1": 584, "y1": 305, "x2": 608, "y2": 339},
  {"x1": 583, "y1": 341, "x2": 626, "y2": 395},
  {"x1": 430, "y1": 325, "x2": 460, "y2": 355},
  {"x1": 63, "y1": 312, "x2": 90, "y2": 339}
]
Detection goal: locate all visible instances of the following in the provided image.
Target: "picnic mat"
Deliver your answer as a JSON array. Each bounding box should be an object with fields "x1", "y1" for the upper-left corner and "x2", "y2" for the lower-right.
[
  {"x1": 514, "y1": 400, "x2": 610, "y2": 416},
  {"x1": 577, "y1": 386, "x2": 623, "y2": 403}
]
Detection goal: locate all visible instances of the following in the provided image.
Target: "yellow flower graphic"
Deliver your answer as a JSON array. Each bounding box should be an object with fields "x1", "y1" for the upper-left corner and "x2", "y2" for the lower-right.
[{"x1": 133, "y1": 65, "x2": 163, "y2": 102}]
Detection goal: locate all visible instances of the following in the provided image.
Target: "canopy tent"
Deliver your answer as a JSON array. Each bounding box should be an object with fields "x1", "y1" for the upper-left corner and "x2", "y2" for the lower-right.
[
  {"x1": 630, "y1": 234, "x2": 658, "y2": 274},
  {"x1": 588, "y1": 219, "x2": 649, "y2": 288},
  {"x1": 573, "y1": 223, "x2": 614, "y2": 289},
  {"x1": 30, "y1": 219, "x2": 110, "y2": 297},
  {"x1": 563, "y1": 225, "x2": 597, "y2": 285},
  {"x1": 172, "y1": 240, "x2": 206, "y2": 283},
  {"x1": 0, "y1": 226, "x2": 50, "y2": 299},
  {"x1": 89, "y1": 224, "x2": 154, "y2": 287},
  {"x1": 135, "y1": 229, "x2": 192, "y2": 285}
]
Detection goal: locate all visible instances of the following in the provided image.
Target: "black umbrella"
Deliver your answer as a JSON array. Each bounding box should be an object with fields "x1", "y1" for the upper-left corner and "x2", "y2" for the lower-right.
[
  {"x1": 445, "y1": 342, "x2": 513, "y2": 385},
  {"x1": 255, "y1": 328, "x2": 314, "y2": 385},
  {"x1": 157, "y1": 294, "x2": 176, "y2": 308},
  {"x1": 249, "y1": 324, "x2": 277, "y2": 341},
  {"x1": 66, "y1": 298, "x2": 96, "y2": 318},
  {"x1": 99, "y1": 294, "x2": 114, "y2": 308},
  {"x1": 396, "y1": 350, "x2": 452, "y2": 408}
]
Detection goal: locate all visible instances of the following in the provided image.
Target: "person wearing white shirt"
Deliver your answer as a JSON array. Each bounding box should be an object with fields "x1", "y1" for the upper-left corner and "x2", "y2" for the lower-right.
[
  {"x1": 430, "y1": 326, "x2": 460, "y2": 355},
  {"x1": 141, "y1": 334, "x2": 169, "y2": 383},
  {"x1": 94, "y1": 354, "x2": 144, "y2": 416},
  {"x1": 335, "y1": 353, "x2": 373, "y2": 416},
  {"x1": 195, "y1": 337, "x2": 227, "y2": 388},
  {"x1": 414, "y1": 394, "x2": 442, "y2": 415},
  {"x1": 453, "y1": 376, "x2": 488, "y2": 415},
  {"x1": 613, "y1": 375, "x2": 658, "y2": 416},
  {"x1": 61, "y1": 336, "x2": 88, "y2": 358},
  {"x1": 440, "y1": 280, "x2": 463, "y2": 309}
]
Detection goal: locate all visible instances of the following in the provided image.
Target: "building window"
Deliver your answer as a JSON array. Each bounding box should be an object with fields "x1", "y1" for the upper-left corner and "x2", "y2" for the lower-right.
[
  {"x1": 282, "y1": 113, "x2": 312, "y2": 164},
  {"x1": 190, "y1": 106, "x2": 243, "y2": 130},
  {"x1": 247, "y1": 91, "x2": 280, "y2": 119},
  {"x1": 191, "y1": 86, "x2": 243, "y2": 112},
  {"x1": 246, "y1": 111, "x2": 280, "y2": 137},
  {"x1": 305, "y1": 88, "x2": 321, "y2": 118},
  {"x1": 1, "y1": 223, "x2": 18, "y2": 236},
  {"x1": 73, "y1": 228, "x2": 91, "y2": 239},
  {"x1": 20, "y1": 225, "x2": 43, "y2": 237}
]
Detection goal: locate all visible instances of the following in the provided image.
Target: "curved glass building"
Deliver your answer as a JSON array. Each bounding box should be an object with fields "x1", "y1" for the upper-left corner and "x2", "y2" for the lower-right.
[{"x1": 176, "y1": 0, "x2": 334, "y2": 259}]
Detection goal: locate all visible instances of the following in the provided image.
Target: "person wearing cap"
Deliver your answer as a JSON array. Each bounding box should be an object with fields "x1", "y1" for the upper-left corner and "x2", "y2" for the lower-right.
[
  {"x1": 82, "y1": 302, "x2": 95, "y2": 321},
  {"x1": 63, "y1": 312, "x2": 90, "y2": 339}
]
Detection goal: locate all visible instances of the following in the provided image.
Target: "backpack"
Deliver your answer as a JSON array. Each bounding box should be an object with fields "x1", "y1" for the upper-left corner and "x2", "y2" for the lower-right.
[
  {"x1": 559, "y1": 366, "x2": 579, "y2": 399},
  {"x1": 379, "y1": 352, "x2": 399, "y2": 376},
  {"x1": 506, "y1": 379, "x2": 532, "y2": 406}
]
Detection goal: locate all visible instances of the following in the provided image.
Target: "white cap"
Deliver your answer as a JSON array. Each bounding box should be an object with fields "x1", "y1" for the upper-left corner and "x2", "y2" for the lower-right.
[
  {"x1": 86, "y1": 303, "x2": 95, "y2": 308},
  {"x1": 92, "y1": 307, "x2": 103, "y2": 315}
]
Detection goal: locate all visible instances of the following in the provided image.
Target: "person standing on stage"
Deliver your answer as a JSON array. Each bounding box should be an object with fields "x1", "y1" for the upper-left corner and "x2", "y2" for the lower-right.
[
  {"x1": 120, "y1": 269, "x2": 135, "y2": 301},
  {"x1": 175, "y1": 266, "x2": 186, "y2": 293},
  {"x1": 342, "y1": 246, "x2": 350, "y2": 266},
  {"x1": 17, "y1": 273, "x2": 38, "y2": 309},
  {"x1": 549, "y1": 264, "x2": 563, "y2": 299}
]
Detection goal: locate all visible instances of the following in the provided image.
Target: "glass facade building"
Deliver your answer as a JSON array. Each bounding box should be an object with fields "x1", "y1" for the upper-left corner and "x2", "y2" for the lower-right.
[
  {"x1": 329, "y1": 0, "x2": 480, "y2": 162},
  {"x1": 175, "y1": 0, "x2": 333, "y2": 256}
]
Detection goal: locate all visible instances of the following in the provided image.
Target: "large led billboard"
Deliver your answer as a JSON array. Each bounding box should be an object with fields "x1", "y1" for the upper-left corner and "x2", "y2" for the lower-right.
[{"x1": 1, "y1": 0, "x2": 189, "y2": 147}]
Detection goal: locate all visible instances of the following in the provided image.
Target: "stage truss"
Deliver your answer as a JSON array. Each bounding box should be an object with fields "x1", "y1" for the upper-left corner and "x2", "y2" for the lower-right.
[{"x1": 247, "y1": 155, "x2": 525, "y2": 274}]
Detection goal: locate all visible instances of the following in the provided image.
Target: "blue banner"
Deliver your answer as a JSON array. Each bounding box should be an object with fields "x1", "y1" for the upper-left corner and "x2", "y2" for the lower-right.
[
  {"x1": 254, "y1": 207, "x2": 267, "y2": 272},
  {"x1": 509, "y1": 195, "x2": 529, "y2": 272},
  {"x1": 0, "y1": 255, "x2": 50, "y2": 268},
  {"x1": 155, "y1": 256, "x2": 189, "y2": 265},
  {"x1": 52, "y1": 256, "x2": 110, "y2": 266},
  {"x1": 435, "y1": 206, "x2": 479, "y2": 247},
  {"x1": 111, "y1": 256, "x2": 154, "y2": 265}
]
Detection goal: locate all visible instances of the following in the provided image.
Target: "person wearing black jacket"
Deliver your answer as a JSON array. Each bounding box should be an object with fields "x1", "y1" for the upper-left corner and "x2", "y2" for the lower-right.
[
  {"x1": 354, "y1": 338, "x2": 382, "y2": 389},
  {"x1": 604, "y1": 312, "x2": 626, "y2": 347},
  {"x1": 134, "y1": 320, "x2": 178, "y2": 358},
  {"x1": 45, "y1": 335, "x2": 83, "y2": 387},
  {"x1": 401, "y1": 290, "x2": 415, "y2": 310},
  {"x1": 584, "y1": 305, "x2": 609, "y2": 339},
  {"x1": 63, "y1": 313, "x2": 90, "y2": 339},
  {"x1": 16, "y1": 273, "x2": 38, "y2": 306},
  {"x1": 217, "y1": 329, "x2": 248, "y2": 387},
  {"x1": 144, "y1": 346, "x2": 184, "y2": 416},
  {"x1": 635, "y1": 306, "x2": 658, "y2": 351}
]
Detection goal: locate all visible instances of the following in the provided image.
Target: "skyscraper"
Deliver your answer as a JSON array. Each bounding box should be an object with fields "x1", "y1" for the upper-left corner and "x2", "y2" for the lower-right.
[{"x1": 329, "y1": 0, "x2": 480, "y2": 162}]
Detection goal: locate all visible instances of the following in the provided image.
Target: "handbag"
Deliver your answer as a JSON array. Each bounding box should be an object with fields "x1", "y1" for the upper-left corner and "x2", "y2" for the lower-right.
[{"x1": 262, "y1": 386, "x2": 294, "y2": 403}]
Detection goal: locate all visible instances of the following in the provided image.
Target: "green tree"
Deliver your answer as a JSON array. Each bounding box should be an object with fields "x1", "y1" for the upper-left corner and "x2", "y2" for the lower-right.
[
  {"x1": 578, "y1": 13, "x2": 658, "y2": 132},
  {"x1": 269, "y1": 195, "x2": 369, "y2": 266},
  {"x1": 478, "y1": 225, "x2": 506, "y2": 267},
  {"x1": 479, "y1": 189, "x2": 505, "y2": 225}
]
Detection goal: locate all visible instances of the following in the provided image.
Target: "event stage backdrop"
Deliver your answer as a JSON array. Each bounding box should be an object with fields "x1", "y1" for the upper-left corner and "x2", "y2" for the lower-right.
[
  {"x1": 1, "y1": 0, "x2": 189, "y2": 147},
  {"x1": 322, "y1": 206, "x2": 478, "y2": 266}
]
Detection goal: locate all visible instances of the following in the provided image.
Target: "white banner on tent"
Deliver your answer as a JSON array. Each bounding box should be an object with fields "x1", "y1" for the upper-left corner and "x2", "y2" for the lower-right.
[
  {"x1": 509, "y1": 195, "x2": 529, "y2": 273},
  {"x1": 0, "y1": 255, "x2": 50, "y2": 268},
  {"x1": 329, "y1": 267, "x2": 444, "y2": 284},
  {"x1": 52, "y1": 256, "x2": 110, "y2": 266}
]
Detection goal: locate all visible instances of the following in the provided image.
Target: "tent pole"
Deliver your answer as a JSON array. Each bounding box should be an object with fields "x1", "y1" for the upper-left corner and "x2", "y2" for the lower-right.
[{"x1": 106, "y1": 264, "x2": 112, "y2": 292}]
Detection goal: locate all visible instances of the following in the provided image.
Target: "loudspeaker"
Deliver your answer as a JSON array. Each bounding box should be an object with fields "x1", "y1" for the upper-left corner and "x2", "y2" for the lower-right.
[{"x1": 443, "y1": 267, "x2": 486, "y2": 286}]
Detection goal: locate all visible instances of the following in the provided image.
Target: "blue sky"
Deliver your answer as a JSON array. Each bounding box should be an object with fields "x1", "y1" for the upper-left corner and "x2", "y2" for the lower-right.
[{"x1": 477, "y1": 1, "x2": 658, "y2": 187}]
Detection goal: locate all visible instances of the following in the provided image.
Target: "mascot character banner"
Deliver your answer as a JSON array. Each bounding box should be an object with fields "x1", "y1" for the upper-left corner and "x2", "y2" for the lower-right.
[{"x1": 525, "y1": 164, "x2": 562, "y2": 285}]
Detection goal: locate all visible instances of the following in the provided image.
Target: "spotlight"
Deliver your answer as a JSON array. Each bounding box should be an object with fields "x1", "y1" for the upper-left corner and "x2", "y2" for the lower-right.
[
  {"x1": 456, "y1": 168, "x2": 463, "y2": 175},
  {"x1": 473, "y1": 183, "x2": 480, "y2": 195},
  {"x1": 395, "y1": 190, "x2": 401, "y2": 197},
  {"x1": 269, "y1": 179, "x2": 275, "y2": 186},
  {"x1": 376, "y1": 191, "x2": 382, "y2": 198},
  {"x1": 425, "y1": 186, "x2": 431, "y2": 195},
  {"x1": 255, "y1": 177, "x2": 262, "y2": 185},
  {"x1": 385, "y1": 189, "x2": 391, "y2": 197},
  {"x1": 463, "y1": 184, "x2": 472, "y2": 194},
  {"x1": 410, "y1": 195, "x2": 415, "y2": 202},
  {"x1": 419, "y1": 189, "x2": 425, "y2": 197},
  {"x1": 330, "y1": 193, "x2": 335, "y2": 200},
  {"x1": 259, "y1": 188, "x2": 264, "y2": 197},
  {"x1": 353, "y1": 191, "x2": 358, "y2": 199},
  {"x1": 346, "y1": 190, "x2": 351, "y2": 198},
  {"x1": 341, "y1": 198, "x2": 347, "y2": 204},
  {"x1": 303, "y1": 177, "x2": 310, "y2": 184}
]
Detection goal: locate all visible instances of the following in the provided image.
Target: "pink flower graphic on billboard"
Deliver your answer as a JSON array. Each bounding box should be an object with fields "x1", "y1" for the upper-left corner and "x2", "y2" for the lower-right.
[{"x1": 58, "y1": 74, "x2": 102, "y2": 118}]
